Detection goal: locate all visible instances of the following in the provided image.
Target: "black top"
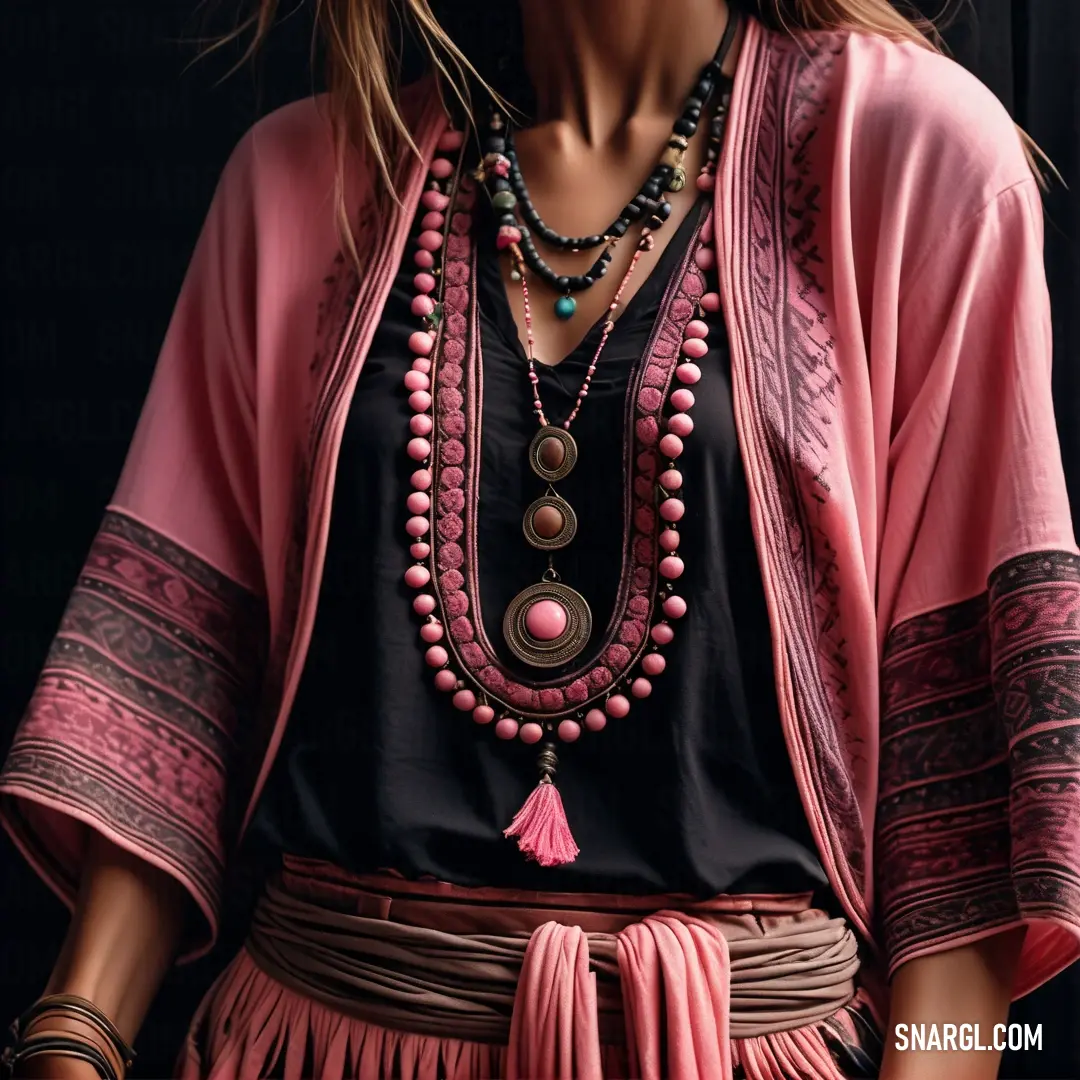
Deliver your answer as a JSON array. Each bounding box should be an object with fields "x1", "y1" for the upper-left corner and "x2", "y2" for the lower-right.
[{"x1": 251, "y1": 202, "x2": 826, "y2": 896}]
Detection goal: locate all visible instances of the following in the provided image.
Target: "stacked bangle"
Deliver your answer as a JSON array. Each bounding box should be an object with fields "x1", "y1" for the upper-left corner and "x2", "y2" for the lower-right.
[{"x1": 2, "y1": 995, "x2": 135, "y2": 1080}]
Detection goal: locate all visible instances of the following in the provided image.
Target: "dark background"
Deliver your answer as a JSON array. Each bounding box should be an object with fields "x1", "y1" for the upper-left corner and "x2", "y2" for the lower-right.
[{"x1": 1, "y1": 1, "x2": 1078, "y2": 1076}]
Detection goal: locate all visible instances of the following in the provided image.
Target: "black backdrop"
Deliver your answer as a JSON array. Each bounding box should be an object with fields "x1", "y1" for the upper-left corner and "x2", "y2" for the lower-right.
[{"x1": 1, "y1": 2, "x2": 1078, "y2": 1076}]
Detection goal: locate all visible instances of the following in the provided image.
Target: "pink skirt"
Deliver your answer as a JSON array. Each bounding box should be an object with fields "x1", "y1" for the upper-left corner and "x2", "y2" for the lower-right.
[{"x1": 177, "y1": 856, "x2": 882, "y2": 1080}]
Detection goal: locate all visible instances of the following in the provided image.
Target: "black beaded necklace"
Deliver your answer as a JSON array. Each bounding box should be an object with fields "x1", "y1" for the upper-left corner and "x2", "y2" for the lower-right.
[{"x1": 478, "y1": 10, "x2": 740, "y2": 320}]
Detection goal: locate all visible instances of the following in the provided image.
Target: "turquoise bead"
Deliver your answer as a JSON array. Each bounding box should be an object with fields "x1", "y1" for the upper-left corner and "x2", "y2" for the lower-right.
[{"x1": 554, "y1": 295, "x2": 577, "y2": 320}]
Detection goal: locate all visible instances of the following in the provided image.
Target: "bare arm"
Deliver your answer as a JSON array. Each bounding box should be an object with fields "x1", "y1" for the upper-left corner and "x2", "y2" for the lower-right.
[
  {"x1": 15, "y1": 831, "x2": 186, "y2": 1079},
  {"x1": 879, "y1": 927, "x2": 1026, "y2": 1080}
]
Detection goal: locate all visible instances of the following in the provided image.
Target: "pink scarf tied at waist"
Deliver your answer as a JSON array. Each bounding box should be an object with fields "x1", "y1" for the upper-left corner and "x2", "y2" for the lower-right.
[{"x1": 181, "y1": 860, "x2": 874, "y2": 1080}]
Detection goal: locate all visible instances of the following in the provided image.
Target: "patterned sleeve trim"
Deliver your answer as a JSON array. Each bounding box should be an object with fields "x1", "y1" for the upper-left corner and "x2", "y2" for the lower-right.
[
  {"x1": 878, "y1": 550, "x2": 1080, "y2": 979},
  {"x1": 0, "y1": 510, "x2": 268, "y2": 956}
]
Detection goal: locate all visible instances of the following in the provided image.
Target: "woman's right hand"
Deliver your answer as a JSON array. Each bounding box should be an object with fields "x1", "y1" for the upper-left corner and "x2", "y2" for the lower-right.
[{"x1": 11, "y1": 831, "x2": 186, "y2": 1080}]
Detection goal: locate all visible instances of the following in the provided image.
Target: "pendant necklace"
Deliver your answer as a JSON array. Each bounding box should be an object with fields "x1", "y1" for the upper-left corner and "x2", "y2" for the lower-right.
[{"x1": 399, "y1": 13, "x2": 739, "y2": 866}]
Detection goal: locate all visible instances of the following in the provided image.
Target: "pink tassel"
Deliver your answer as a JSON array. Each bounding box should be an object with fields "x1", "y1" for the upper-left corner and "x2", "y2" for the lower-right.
[{"x1": 505, "y1": 779, "x2": 579, "y2": 866}]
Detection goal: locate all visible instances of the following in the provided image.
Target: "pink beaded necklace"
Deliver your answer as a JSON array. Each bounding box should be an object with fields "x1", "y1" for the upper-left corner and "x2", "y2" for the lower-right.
[{"x1": 398, "y1": 92, "x2": 729, "y2": 865}]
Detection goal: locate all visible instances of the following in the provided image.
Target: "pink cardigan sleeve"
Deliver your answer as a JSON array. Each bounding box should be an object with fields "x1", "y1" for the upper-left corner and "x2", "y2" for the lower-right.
[
  {"x1": 876, "y1": 175, "x2": 1080, "y2": 993},
  {"x1": 0, "y1": 129, "x2": 268, "y2": 959}
]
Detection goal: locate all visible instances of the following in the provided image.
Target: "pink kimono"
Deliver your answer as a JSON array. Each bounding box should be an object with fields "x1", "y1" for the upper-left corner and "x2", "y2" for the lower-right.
[{"x1": 4, "y1": 16, "x2": 1079, "y2": 1012}]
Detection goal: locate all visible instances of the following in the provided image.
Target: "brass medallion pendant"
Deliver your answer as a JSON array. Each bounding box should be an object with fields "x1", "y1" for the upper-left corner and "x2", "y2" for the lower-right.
[
  {"x1": 503, "y1": 580, "x2": 593, "y2": 668},
  {"x1": 504, "y1": 425, "x2": 592, "y2": 667}
]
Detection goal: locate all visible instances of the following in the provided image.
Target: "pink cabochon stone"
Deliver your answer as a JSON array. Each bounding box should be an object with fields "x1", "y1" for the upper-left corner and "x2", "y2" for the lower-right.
[
  {"x1": 411, "y1": 294, "x2": 436, "y2": 318},
  {"x1": 682, "y1": 337, "x2": 708, "y2": 359},
  {"x1": 660, "y1": 498, "x2": 685, "y2": 523},
  {"x1": 421, "y1": 190, "x2": 450, "y2": 212},
  {"x1": 606, "y1": 694, "x2": 631, "y2": 718},
  {"x1": 676, "y1": 363, "x2": 701, "y2": 385},
  {"x1": 403, "y1": 370, "x2": 429, "y2": 392},
  {"x1": 670, "y1": 389, "x2": 695, "y2": 412},
  {"x1": 585, "y1": 709, "x2": 607, "y2": 732},
  {"x1": 409, "y1": 390, "x2": 432, "y2": 413},
  {"x1": 663, "y1": 595, "x2": 688, "y2": 619},
  {"x1": 519, "y1": 722, "x2": 544, "y2": 745},
  {"x1": 659, "y1": 529, "x2": 681, "y2": 552},
  {"x1": 410, "y1": 414, "x2": 433, "y2": 437},
  {"x1": 684, "y1": 319, "x2": 709, "y2": 340},
  {"x1": 413, "y1": 274, "x2": 436, "y2": 296},
  {"x1": 430, "y1": 156, "x2": 454, "y2": 180},
  {"x1": 660, "y1": 555, "x2": 685, "y2": 580},
  {"x1": 434, "y1": 669, "x2": 457, "y2": 692},
  {"x1": 410, "y1": 542, "x2": 430, "y2": 560},
  {"x1": 405, "y1": 516, "x2": 429, "y2": 538},
  {"x1": 651, "y1": 622, "x2": 675, "y2": 645},
  {"x1": 411, "y1": 468, "x2": 432, "y2": 491},
  {"x1": 453, "y1": 689, "x2": 476, "y2": 712},
  {"x1": 631, "y1": 678, "x2": 653, "y2": 699},
  {"x1": 437, "y1": 129, "x2": 464, "y2": 151},
  {"x1": 413, "y1": 593, "x2": 436, "y2": 616},
  {"x1": 414, "y1": 249, "x2": 435, "y2": 269},
  {"x1": 659, "y1": 468, "x2": 683, "y2": 491},
  {"x1": 701, "y1": 292, "x2": 721, "y2": 312},
  {"x1": 425, "y1": 645, "x2": 449, "y2": 668},
  {"x1": 558, "y1": 719, "x2": 582, "y2": 743},
  {"x1": 668, "y1": 413, "x2": 694, "y2": 438},
  {"x1": 420, "y1": 621, "x2": 443, "y2": 643},
  {"x1": 473, "y1": 704, "x2": 495, "y2": 725},
  {"x1": 695, "y1": 246, "x2": 716, "y2": 271},
  {"x1": 495, "y1": 717, "x2": 520, "y2": 740},
  {"x1": 406, "y1": 492, "x2": 430, "y2": 514},
  {"x1": 659, "y1": 434, "x2": 684, "y2": 459},
  {"x1": 642, "y1": 653, "x2": 667, "y2": 676},
  {"x1": 524, "y1": 599, "x2": 568, "y2": 642},
  {"x1": 407, "y1": 438, "x2": 431, "y2": 461},
  {"x1": 412, "y1": 357, "x2": 432, "y2": 375},
  {"x1": 420, "y1": 211, "x2": 445, "y2": 232},
  {"x1": 409, "y1": 330, "x2": 434, "y2": 355},
  {"x1": 405, "y1": 565, "x2": 431, "y2": 589}
]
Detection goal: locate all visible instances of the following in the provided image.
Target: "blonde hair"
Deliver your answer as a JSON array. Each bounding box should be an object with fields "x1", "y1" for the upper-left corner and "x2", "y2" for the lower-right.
[{"x1": 214, "y1": 0, "x2": 1045, "y2": 253}]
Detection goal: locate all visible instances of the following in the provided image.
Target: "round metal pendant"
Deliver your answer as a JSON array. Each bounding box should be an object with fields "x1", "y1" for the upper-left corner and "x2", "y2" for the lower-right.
[
  {"x1": 529, "y1": 426, "x2": 578, "y2": 483},
  {"x1": 523, "y1": 494, "x2": 577, "y2": 550},
  {"x1": 503, "y1": 581, "x2": 592, "y2": 668}
]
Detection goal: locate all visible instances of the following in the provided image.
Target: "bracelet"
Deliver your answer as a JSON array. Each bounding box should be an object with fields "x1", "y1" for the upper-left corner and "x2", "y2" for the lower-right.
[
  {"x1": 3, "y1": 1033, "x2": 117, "y2": 1079},
  {"x1": 3, "y1": 995, "x2": 136, "y2": 1080},
  {"x1": 14, "y1": 996, "x2": 135, "y2": 1069}
]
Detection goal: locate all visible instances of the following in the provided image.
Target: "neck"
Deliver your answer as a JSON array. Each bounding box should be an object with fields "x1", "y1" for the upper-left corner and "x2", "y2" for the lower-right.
[{"x1": 518, "y1": 0, "x2": 733, "y2": 146}]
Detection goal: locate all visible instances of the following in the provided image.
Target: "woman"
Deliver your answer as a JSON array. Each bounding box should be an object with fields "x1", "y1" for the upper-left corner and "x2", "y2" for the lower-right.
[{"x1": 2, "y1": 0, "x2": 1078, "y2": 1076}]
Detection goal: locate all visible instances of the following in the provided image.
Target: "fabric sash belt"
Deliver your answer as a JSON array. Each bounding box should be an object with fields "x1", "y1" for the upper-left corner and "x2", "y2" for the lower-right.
[{"x1": 242, "y1": 861, "x2": 860, "y2": 1080}]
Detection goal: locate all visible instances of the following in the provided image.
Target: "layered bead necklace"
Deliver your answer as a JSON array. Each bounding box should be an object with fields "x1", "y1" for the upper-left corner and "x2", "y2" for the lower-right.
[
  {"x1": 400, "y1": 14, "x2": 738, "y2": 866},
  {"x1": 479, "y1": 12, "x2": 740, "y2": 321}
]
